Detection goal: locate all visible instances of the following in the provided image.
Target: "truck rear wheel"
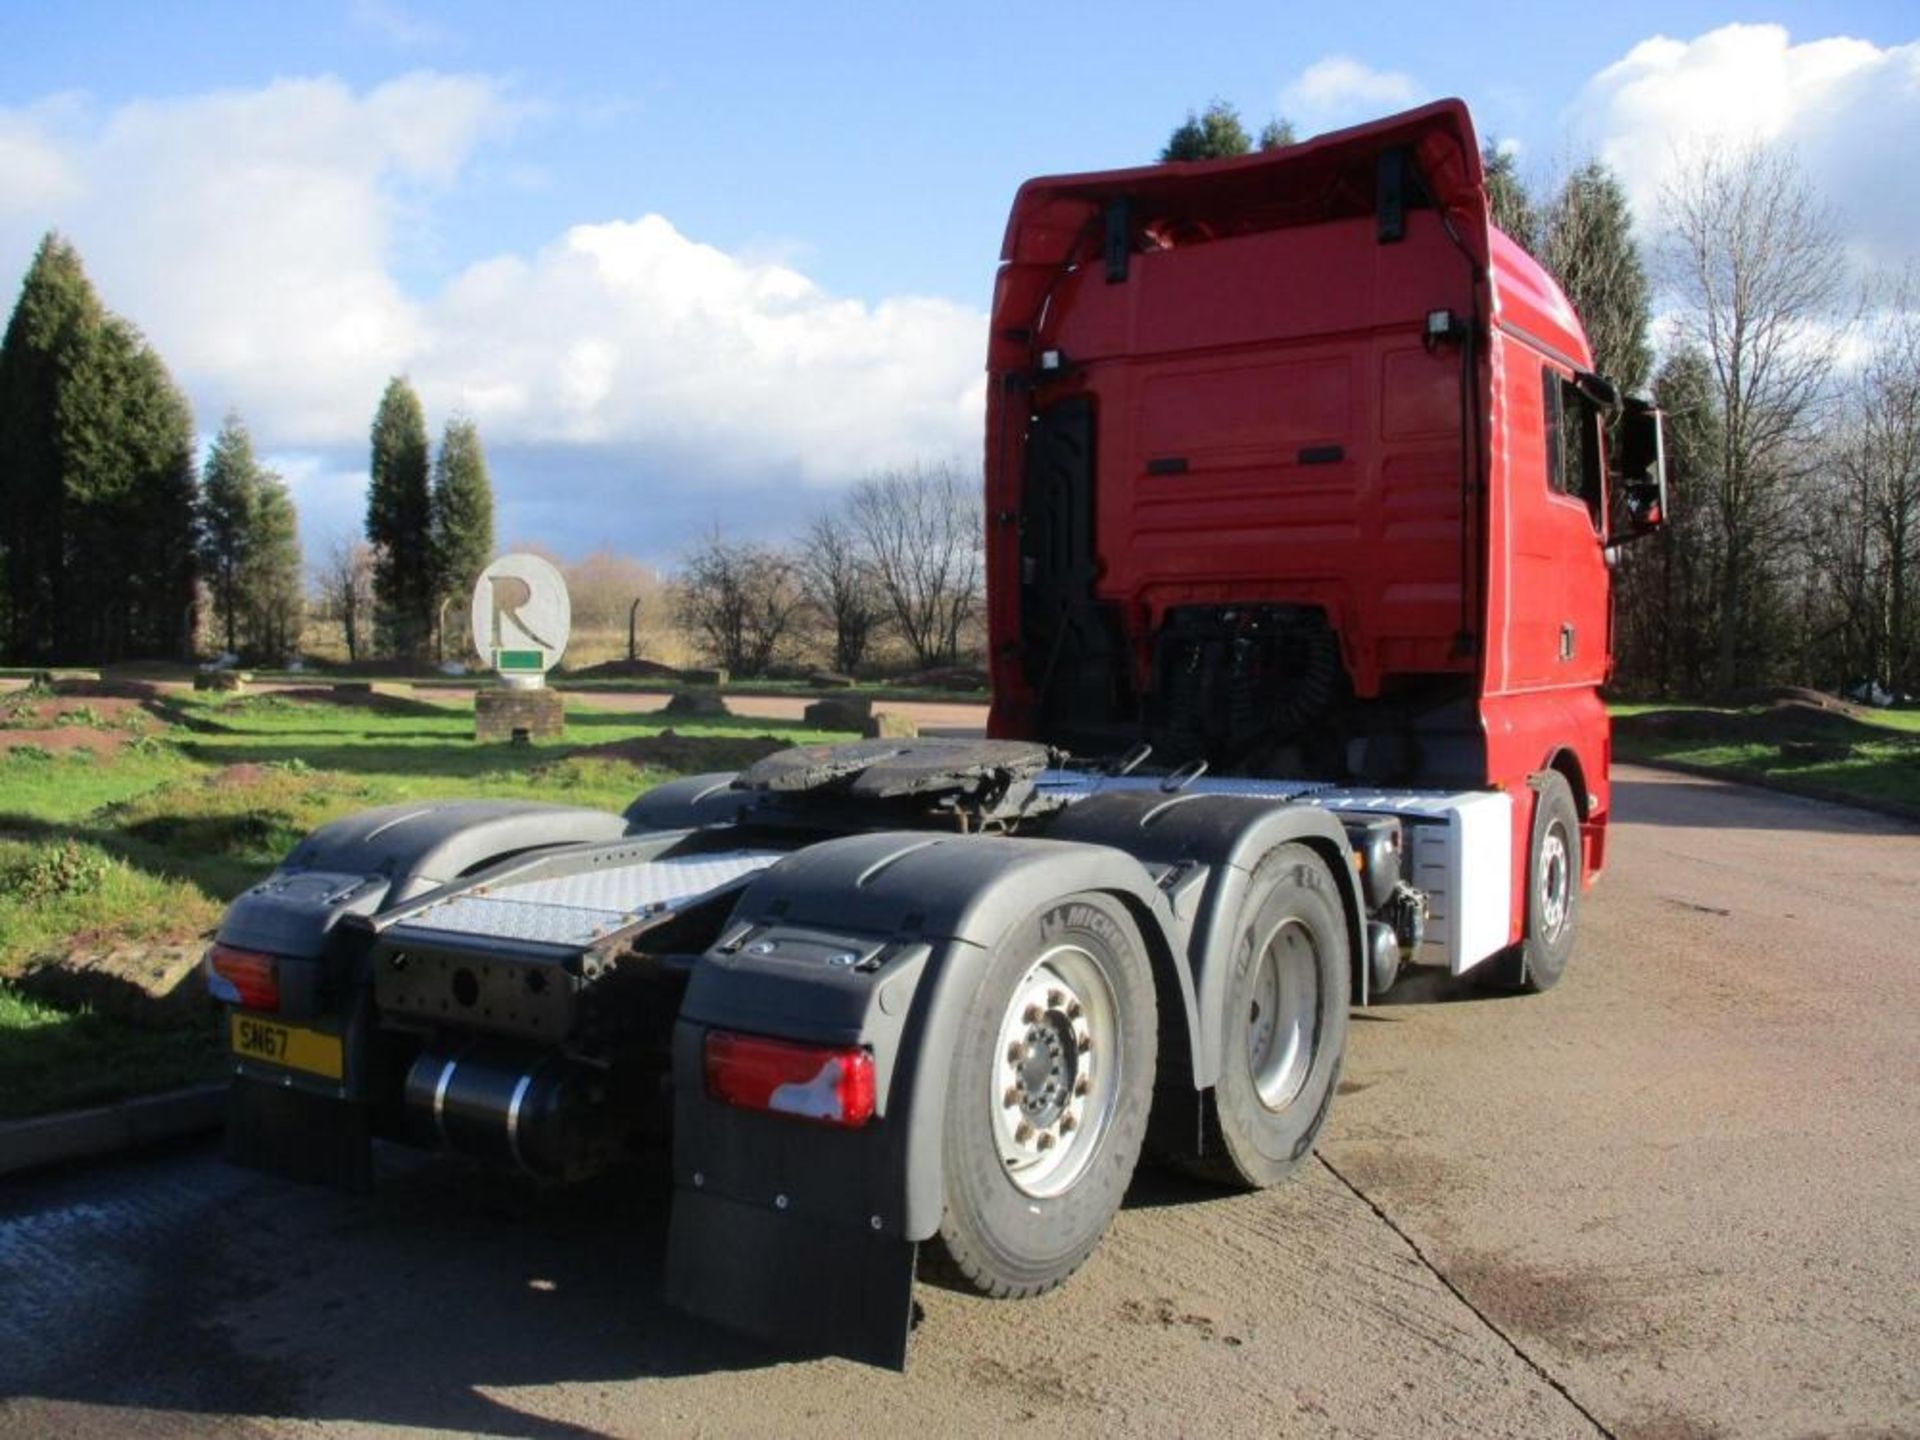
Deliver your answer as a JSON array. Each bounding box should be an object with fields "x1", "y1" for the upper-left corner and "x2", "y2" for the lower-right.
[
  {"x1": 1477, "y1": 771, "x2": 1579, "y2": 993},
  {"x1": 1181, "y1": 843, "x2": 1349, "y2": 1189},
  {"x1": 924, "y1": 891, "x2": 1157, "y2": 1299}
]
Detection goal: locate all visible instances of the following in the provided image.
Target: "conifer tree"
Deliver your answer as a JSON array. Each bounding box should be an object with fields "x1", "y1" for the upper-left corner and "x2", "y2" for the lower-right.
[
  {"x1": 200, "y1": 414, "x2": 261, "y2": 655},
  {"x1": 1162, "y1": 100, "x2": 1291, "y2": 161},
  {"x1": 429, "y1": 415, "x2": 495, "y2": 633},
  {"x1": 365, "y1": 376, "x2": 432, "y2": 658},
  {"x1": 0, "y1": 234, "x2": 102, "y2": 660},
  {"x1": 1541, "y1": 160, "x2": 1652, "y2": 393},
  {"x1": 1481, "y1": 142, "x2": 1539, "y2": 254},
  {"x1": 244, "y1": 471, "x2": 303, "y2": 660},
  {"x1": 0, "y1": 233, "x2": 196, "y2": 661}
]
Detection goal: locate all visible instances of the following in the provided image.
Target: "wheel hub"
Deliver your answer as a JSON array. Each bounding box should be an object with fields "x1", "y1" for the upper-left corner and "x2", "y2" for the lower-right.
[
  {"x1": 1015, "y1": 1010, "x2": 1077, "y2": 1128},
  {"x1": 1539, "y1": 824, "x2": 1571, "y2": 940},
  {"x1": 1246, "y1": 916, "x2": 1320, "y2": 1113},
  {"x1": 990, "y1": 946, "x2": 1119, "y2": 1198}
]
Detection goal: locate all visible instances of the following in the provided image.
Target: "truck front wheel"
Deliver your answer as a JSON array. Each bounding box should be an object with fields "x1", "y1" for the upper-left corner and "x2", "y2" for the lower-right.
[
  {"x1": 924, "y1": 891, "x2": 1157, "y2": 1299},
  {"x1": 1477, "y1": 770, "x2": 1579, "y2": 993},
  {"x1": 1182, "y1": 843, "x2": 1350, "y2": 1189}
]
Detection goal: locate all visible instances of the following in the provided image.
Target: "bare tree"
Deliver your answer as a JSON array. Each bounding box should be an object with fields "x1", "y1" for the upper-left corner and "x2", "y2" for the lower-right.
[
  {"x1": 846, "y1": 461, "x2": 983, "y2": 669},
  {"x1": 1661, "y1": 143, "x2": 1848, "y2": 692},
  {"x1": 675, "y1": 530, "x2": 805, "y2": 676},
  {"x1": 314, "y1": 538, "x2": 375, "y2": 663},
  {"x1": 799, "y1": 509, "x2": 887, "y2": 674},
  {"x1": 1825, "y1": 275, "x2": 1920, "y2": 693}
]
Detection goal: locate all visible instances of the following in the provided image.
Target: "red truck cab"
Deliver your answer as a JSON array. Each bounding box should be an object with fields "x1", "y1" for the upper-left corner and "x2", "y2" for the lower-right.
[{"x1": 985, "y1": 100, "x2": 1664, "y2": 962}]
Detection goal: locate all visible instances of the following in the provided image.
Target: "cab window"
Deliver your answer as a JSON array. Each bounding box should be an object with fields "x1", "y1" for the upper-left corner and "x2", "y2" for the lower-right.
[{"x1": 1542, "y1": 368, "x2": 1603, "y2": 529}]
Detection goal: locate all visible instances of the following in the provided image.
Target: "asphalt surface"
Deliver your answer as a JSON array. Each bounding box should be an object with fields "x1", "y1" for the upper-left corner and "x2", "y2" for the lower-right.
[{"x1": 2, "y1": 764, "x2": 1915, "y2": 1438}]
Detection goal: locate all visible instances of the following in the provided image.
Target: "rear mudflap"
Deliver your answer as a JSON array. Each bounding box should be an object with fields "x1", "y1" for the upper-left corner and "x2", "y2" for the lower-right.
[
  {"x1": 664, "y1": 1188, "x2": 916, "y2": 1370},
  {"x1": 226, "y1": 1074, "x2": 372, "y2": 1191}
]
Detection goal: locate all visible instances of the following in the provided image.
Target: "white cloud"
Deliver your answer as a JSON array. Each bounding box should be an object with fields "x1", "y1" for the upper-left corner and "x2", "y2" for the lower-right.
[
  {"x1": 1567, "y1": 23, "x2": 1920, "y2": 263},
  {"x1": 415, "y1": 216, "x2": 984, "y2": 482},
  {"x1": 0, "y1": 73, "x2": 513, "y2": 442},
  {"x1": 1281, "y1": 57, "x2": 1424, "y2": 134},
  {"x1": 0, "y1": 129, "x2": 79, "y2": 217},
  {"x1": 0, "y1": 74, "x2": 989, "y2": 554}
]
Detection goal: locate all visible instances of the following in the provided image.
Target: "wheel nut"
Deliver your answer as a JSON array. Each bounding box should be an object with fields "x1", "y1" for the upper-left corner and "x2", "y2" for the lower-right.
[
  {"x1": 1015, "y1": 1121, "x2": 1034, "y2": 1143},
  {"x1": 1066, "y1": 1000, "x2": 1082, "y2": 1020},
  {"x1": 1003, "y1": 1086, "x2": 1020, "y2": 1108},
  {"x1": 1036, "y1": 1131, "x2": 1056, "y2": 1151},
  {"x1": 1078, "y1": 1035, "x2": 1092, "y2": 1053},
  {"x1": 1059, "y1": 1114, "x2": 1077, "y2": 1133},
  {"x1": 1023, "y1": 1005, "x2": 1042, "y2": 1024},
  {"x1": 1007, "y1": 1042, "x2": 1025, "y2": 1065},
  {"x1": 1075, "y1": 1075, "x2": 1091, "y2": 1096},
  {"x1": 1047, "y1": 989, "x2": 1066, "y2": 1009}
]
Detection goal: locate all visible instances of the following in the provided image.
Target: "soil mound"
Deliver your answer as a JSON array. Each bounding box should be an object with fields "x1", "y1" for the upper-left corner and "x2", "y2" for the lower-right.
[
  {"x1": 1615, "y1": 699, "x2": 1906, "y2": 748},
  {"x1": 53, "y1": 678, "x2": 164, "y2": 701},
  {"x1": 568, "y1": 658, "x2": 687, "y2": 681},
  {"x1": 567, "y1": 729, "x2": 790, "y2": 773},
  {"x1": 0, "y1": 692, "x2": 160, "y2": 753},
  {"x1": 258, "y1": 686, "x2": 447, "y2": 718},
  {"x1": 1721, "y1": 685, "x2": 1858, "y2": 713}
]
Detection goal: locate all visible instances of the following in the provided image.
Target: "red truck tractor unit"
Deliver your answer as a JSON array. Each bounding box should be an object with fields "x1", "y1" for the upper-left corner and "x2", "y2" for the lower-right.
[{"x1": 205, "y1": 100, "x2": 1665, "y2": 1368}]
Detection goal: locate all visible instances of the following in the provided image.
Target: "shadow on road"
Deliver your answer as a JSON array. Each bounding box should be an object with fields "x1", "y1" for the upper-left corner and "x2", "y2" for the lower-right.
[{"x1": 0, "y1": 1143, "x2": 799, "y2": 1439}]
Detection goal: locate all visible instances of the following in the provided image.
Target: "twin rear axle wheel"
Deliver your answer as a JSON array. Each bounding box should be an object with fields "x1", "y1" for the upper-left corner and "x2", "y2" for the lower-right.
[
  {"x1": 925, "y1": 844, "x2": 1352, "y2": 1299},
  {"x1": 927, "y1": 780, "x2": 1584, "y2": 1298}
]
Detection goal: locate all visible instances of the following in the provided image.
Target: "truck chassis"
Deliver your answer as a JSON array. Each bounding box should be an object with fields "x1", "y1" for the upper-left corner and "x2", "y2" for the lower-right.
[{"x1": 213, "y1": 735, "x2": 1537, "y2": 1366}]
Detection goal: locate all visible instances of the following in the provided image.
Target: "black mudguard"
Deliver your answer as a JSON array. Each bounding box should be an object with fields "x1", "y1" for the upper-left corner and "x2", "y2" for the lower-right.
[
  {"x1": 1045, "y1": 791, "x2": 1368, "y2": 1083},
  {"x1": 623, "y1": 772, "x2": 751, "y2": 832},
  {"x1": 664, "y1": 830, "x2": 1182, "y2": 1367}
]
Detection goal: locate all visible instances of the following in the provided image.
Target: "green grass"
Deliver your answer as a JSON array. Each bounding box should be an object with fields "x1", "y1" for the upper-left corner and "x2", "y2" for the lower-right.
[
  {"x1": 0, "y1": 691, "x2": 849, "y2": 1120},
  {"x1": 1610, "y1": 702, "x2": 1920, "y2": 812},
  {"x1": 0, "y1": 985, "x2": 224, "y2": 1120}
]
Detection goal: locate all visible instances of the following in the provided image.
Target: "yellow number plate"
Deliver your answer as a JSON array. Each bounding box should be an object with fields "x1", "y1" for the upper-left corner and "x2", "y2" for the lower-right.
[{"x1": 229, "y1": 1013, "x2": 344, "y2": 1081}]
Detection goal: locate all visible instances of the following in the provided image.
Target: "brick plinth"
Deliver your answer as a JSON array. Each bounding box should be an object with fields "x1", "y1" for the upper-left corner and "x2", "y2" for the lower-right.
[{"x1": 475, "y1": 686, "x2": 565, "y2": 742}]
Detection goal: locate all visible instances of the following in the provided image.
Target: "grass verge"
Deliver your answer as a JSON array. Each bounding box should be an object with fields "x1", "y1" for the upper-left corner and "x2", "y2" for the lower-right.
[
  {"x1": 1611, "y1": 702, "x2": 1920, "y2": 814},
  {"x1": 0, "y1": 986, "x2": 224, "y2": 1121},
  {"x1": 0, "y1": 690, "x2": 847, "y2": 1122}
]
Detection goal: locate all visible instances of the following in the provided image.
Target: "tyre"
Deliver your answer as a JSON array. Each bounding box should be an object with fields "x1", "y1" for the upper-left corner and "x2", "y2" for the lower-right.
[
  {"x1": 923, "y1": 891, "x2": 1157, "y2": 1299},
  {"x1": 1180, "y1": 843, "x2": 1350, "y2": 1189},
  {"x1": 1476, "y1": 770, "x2": 1580, "y2": 993}
]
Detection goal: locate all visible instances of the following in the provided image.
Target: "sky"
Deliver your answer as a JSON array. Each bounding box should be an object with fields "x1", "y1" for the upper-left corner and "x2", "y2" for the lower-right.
[{"x1": 1, "y1": 1, "x2": 1916, "y2": 569}]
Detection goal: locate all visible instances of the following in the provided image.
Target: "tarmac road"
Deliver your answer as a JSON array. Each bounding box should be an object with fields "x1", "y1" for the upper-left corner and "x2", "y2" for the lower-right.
[{"x1": 1, "y1": 765, "x2": 1915, "y2": 1439}]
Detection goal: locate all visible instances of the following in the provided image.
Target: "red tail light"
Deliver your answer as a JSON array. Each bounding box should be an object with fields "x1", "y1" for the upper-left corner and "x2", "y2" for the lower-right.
[
  {"x1": 205, "y1": 944, "x2": 281, "y2": 1012},
  {"x1": 704, "y1": 1031, "x2": 876, "y2": 1128}
]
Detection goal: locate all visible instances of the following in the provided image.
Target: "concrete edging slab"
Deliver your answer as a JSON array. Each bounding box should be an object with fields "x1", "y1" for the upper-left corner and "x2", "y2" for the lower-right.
[{"x1": 0, "y1": 1082, "x2": 224, "y2": 1178}]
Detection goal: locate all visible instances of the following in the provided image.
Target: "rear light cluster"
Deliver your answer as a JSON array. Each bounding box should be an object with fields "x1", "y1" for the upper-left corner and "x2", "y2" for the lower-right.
[
  {"x1": 704, "y1": 1030, "x2": 875, "y2": 1128},
  {"x1": 204, "y1": 944, "x2": 280, "y2": 1011}
]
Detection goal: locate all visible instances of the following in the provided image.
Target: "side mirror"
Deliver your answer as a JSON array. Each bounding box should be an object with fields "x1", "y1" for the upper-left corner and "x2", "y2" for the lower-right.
[{"x1": 1608, "y1": 396, "x2": 1667, "y2": 544}]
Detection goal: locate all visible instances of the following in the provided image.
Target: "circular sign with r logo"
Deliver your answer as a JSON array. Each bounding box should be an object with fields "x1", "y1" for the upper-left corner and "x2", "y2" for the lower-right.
[{"x1": 470, "y1": 554, "x2": 571, "y2": 687}]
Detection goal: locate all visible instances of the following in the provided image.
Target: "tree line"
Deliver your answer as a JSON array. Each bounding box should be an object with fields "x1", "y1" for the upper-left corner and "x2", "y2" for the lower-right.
[
  {"x1": 358, "y1": 376, "x2": 496, "y2": 663},
  {"x1": 1514, "y1": 138, "x2": 1915, "y2": 700},
  {"x1": 675, "y1": 461, "x2": 983, "y2": 678},
  {"x1": 308, "y1": 384, "x2": 498, "y2": 667},
  {"x1": 0, "y1": 231, "x2": 499, "y2": 668}
]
